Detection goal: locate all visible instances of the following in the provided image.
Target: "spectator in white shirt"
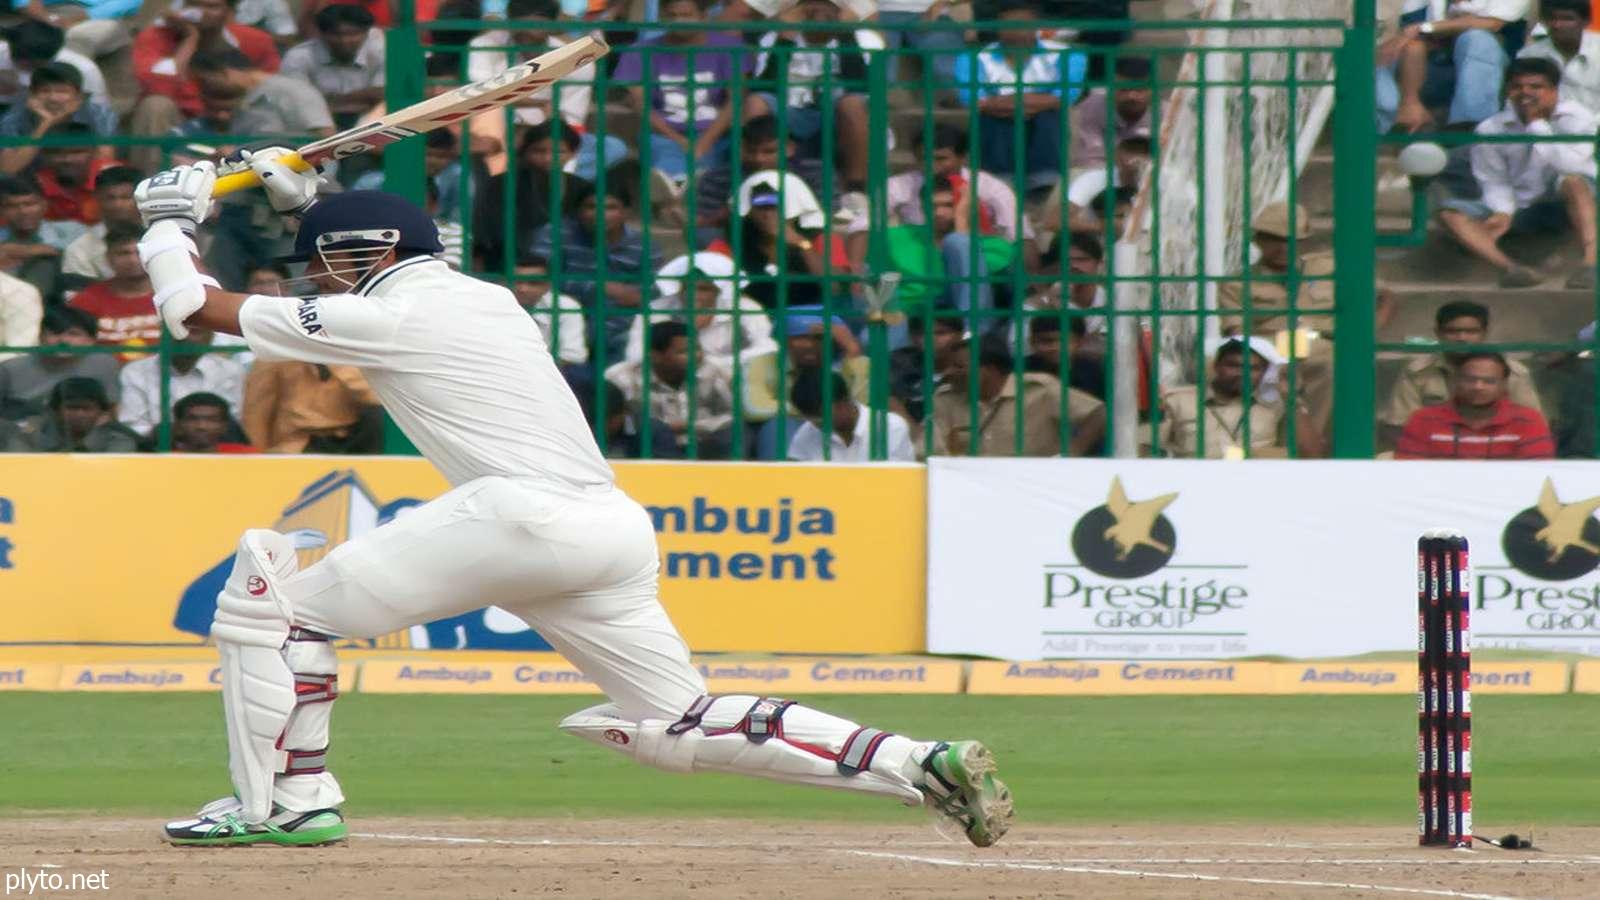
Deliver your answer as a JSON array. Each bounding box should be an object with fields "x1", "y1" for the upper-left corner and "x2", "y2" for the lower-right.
[
  {"x1": 623, "y1": 251, "x2": 777, "y2": 367},
  {"x1": 788, "y1": 368, "x2": 916, "y2": 462},
  {"x1": 466, "y1": 0, "x2": 594, "y2": 129},
  {"x1": 279, "y1": 4, "x2": 385, "y2": 128},
  {"x1": 1437, "y1": 57, "x2": 1599, "y2": 289},
  {"x1": 1376, "y1": 0, "x2": 1530, "y2": 132},
  {"x1": 508, "y1": 254, "x2": 589, "y2": 369},
  {"x1": 1062, "y1": 134, "x2": 1149, "y2": 234},
  {"x1": 0, "y1": 269, "x2": 42, "y2": 364},
  {"x1": 1517, "y1": 0, "x2": 1600, "y2": 115},
  {"x1": 116, "y1": 329, "x2": 245, "y2": 438},
  {"x1": 233, "y1": 0, "x2": 297, "y2": 47}
]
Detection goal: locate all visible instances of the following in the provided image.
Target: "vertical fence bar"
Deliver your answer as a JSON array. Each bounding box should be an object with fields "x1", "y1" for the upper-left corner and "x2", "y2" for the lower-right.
[
  {"x1": 380, "y1": 2, "x2": 427, "y2": 455},
  {"x1": 1331, "y1": 1, "x2": 1379, "y2": 458}
]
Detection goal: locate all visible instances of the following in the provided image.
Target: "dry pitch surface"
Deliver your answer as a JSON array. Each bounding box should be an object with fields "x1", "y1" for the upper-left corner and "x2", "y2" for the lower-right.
[{"x1": 3, "y1": 818, "x2": 1597, "y2": 899}]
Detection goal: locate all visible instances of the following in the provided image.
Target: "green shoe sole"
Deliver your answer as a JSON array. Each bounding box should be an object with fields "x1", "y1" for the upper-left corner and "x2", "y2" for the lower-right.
[
  {"x1": 168, "y1": 813, "x2": 348, "y2": 847},
  {"x1": 933, "y1": 741, "x2": 1015, "y2": 848}
]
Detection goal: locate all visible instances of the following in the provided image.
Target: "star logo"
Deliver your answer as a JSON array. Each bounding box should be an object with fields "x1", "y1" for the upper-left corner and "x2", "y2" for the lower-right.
[
  {"x1": 1071, "y1": 477, "x2": 1180, "y2": 579},
  {"x1": 1501, "y1": 478, "x2": 1600, "y2": 581}
]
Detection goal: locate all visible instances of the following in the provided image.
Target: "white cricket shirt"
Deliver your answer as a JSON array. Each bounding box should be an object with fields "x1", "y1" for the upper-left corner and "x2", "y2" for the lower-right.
[{"x1": 238, "y1": 256, "x2": 614, "y2": 488}]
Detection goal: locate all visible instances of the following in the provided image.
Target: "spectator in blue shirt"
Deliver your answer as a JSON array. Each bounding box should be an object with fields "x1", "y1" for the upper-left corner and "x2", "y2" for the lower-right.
[
  {"x1": 954, "y1": 0, "x2": 1086, "y2": 187},
  {"x1": 531, "y1": 178, "x2": 662, "y2": 360},
  {"x1": 0, "y1": 64, "x2": 118, "y2": 176}
]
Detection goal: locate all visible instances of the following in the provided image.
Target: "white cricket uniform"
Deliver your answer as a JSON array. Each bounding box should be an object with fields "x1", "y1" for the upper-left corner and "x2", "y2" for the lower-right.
[
  {"x1": 233, "y1": 256, "x2": 933, "y2": 816},
  {"x1": 237, "y1": 255, "x2": 706, "y2": 720}
]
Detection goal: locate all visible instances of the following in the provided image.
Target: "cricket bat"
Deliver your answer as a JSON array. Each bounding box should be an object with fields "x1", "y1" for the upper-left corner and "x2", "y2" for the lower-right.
[{"x1": 210, "y1": 35, "x2": 609, "y2": 198}]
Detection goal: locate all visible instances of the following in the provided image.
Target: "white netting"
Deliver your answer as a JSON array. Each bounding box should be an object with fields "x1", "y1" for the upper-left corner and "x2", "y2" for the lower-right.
[{"x1": 1120, "y1": 0, "x2": 1347, "y2": 385}]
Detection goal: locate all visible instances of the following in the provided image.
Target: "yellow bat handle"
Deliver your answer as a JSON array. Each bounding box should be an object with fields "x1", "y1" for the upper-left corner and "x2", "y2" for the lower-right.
[{"x1": 210, "y1": 151, "x2": 313, "y2": 198}]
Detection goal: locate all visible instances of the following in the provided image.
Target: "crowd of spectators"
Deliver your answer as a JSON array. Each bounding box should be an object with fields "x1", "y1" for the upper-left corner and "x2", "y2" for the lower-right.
[{"x1": 0, "y1": 0, "x2": 1587, "y2": 460}]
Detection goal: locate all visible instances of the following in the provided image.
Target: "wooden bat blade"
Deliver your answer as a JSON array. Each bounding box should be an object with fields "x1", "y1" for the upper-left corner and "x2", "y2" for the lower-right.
[{"x1": 211, "y1": 35, "x2": 608, "y2": 198}]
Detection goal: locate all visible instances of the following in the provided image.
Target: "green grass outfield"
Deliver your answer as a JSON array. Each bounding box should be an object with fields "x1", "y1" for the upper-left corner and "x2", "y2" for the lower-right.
[{"x1": 2, "y1": 693, "x2": 1594, "y2": 824}]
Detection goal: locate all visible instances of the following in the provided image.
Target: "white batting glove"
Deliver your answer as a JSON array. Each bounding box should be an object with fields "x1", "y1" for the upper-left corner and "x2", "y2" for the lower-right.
[
  {"x1": 241, "y1": 147, "x2": 320, "y2": 215},
  {"x1": 135, "y1": 162, "x2": 217, "y2": 232}
]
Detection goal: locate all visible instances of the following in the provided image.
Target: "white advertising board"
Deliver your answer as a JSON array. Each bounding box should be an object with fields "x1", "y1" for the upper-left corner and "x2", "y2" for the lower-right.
[{"x1": 927, "y1": 459, "x2": 1600, "y2": 659}]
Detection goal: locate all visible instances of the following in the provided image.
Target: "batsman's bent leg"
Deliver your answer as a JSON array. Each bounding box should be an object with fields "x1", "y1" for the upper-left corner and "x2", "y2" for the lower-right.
[
  {"x1": 559, "y1": 696, "x2": 1013, "y2": 847},
  {"x1": 513, "y1": 493, "x2": 1014, "y2": 846},
  {"x1": 169, "y1": 478, "x2": 568, "y2": 847},
  {"x1": 165, "y1": 530, "x2": 348, "y2": 847}
]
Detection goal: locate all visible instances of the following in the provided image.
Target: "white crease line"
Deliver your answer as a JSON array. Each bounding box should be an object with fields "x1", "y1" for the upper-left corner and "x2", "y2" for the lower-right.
[
  {"x1": 353, "y1": 832, "x2": 658, "y2": 847},
  {"x1": 984, "y1": 858, "x2": 1596, "y2": 867},
  {"x1": 350, "y1": 833, "x2": 1380, "y2": 851},
  {"x1": 351, "y1": 834, "x2": 1594, "y2": 866},
  {"x1": 841, "y1": 850, "x2": 1528, "y2": 900}
]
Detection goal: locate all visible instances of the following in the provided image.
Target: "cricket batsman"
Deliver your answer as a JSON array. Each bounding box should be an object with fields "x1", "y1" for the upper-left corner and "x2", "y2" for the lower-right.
[{"x1": 134, "y1": 152, "x2": 1013, "y2": 849}]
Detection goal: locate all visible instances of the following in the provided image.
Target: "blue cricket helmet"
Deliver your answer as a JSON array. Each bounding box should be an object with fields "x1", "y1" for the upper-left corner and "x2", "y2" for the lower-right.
[{"x1": 282, "y1": 190, "x2": 445, "y2": 264}]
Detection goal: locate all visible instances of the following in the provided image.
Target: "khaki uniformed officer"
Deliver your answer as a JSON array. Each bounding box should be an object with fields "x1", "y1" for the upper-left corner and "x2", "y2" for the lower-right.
[
  {"x1": 1156, "y1": 336, "x2": 1324, "y2": 459},
  {"x1": 1215, "y1": 202, "x2": 1338, "y2": 446},
  {"x1": 932, "y1": 333, "x2": 1106, "y2": 457}
]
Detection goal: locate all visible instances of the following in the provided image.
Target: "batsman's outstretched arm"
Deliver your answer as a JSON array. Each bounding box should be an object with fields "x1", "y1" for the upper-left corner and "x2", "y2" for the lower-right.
[
  {"x1": 135, "y1": 156, "x2": 315, "y2": 338},
  {"x1": 137, "y1": 218, "x2": 253, "y2": 337}
]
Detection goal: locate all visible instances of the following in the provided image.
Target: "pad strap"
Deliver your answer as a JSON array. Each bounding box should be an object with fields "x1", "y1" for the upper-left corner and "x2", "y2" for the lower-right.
[
  {"x1": 837, "y1": 727, "x2": 892, "y2": 776},
  {"x1": 281, "y1": 746, "x2": 328, "y2": 776},
  {"x1": 743, "y1": 698, "x2": 795, "y2": 744},
  {"x1": 666, "y1": 695, "x2": 715, "y2": 735},
  {"x1": 294, "y1": 673, "x2": 337, "y2": 705}
]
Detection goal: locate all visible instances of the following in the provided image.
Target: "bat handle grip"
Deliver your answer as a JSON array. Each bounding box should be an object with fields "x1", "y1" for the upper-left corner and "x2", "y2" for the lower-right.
[{"x1": 210, "y1": 151, "x2": 313, "y2": 198}]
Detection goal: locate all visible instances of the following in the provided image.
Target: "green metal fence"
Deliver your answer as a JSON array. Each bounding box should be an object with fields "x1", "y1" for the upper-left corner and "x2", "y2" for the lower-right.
[{"x1": 4, "y1": 3, "x2": 1599, "y2": 460}]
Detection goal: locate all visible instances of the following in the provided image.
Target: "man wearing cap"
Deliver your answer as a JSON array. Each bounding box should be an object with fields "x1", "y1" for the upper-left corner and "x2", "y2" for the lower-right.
[
  {"x1": 1214, "y1": 201, "x2": 1337, "y2": 444},
  {"x1": 1157, "y1": 336, "x2": 1324, "y2": 459},
  {"x1": 743, "y1": 309, "x2": 870, "y2": 457},
  {"x1": 131, "y1": 152, "x2": 1015, "y2": 849}
]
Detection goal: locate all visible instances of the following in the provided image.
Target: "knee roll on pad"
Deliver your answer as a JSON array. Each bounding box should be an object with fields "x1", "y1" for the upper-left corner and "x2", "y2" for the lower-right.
[{"x1": 212, "y1": 529, "x2": 300, "y2": 649}]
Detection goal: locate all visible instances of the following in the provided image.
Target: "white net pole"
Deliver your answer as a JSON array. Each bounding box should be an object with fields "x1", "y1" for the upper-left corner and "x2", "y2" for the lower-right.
[{"x1": 1201, "y1": 0, "x2": 1235, "y2": 369}]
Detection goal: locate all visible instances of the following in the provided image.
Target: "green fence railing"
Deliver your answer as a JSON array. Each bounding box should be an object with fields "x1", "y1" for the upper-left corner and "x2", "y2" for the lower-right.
[{"x1": 3, "y1": 3, "x2": 1598, "y2": 460}]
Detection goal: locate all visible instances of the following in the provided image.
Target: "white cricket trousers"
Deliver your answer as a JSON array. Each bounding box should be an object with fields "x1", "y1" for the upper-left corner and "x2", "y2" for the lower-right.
[
  {"x1": 277, "y1": 474, "x2": 931, "y2": 811},
  {"x1": 289, "y1": 475, "x2": 707, "y2": 720}
]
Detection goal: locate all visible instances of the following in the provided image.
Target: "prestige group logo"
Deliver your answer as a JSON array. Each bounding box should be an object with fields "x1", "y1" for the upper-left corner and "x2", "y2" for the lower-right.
[
  {"x1": 1042, "y1": 476, "x2": 1250, "y2": 657},
  {"x1": 1479, "y1": 477, "x2": 1600, "y2": 641}
]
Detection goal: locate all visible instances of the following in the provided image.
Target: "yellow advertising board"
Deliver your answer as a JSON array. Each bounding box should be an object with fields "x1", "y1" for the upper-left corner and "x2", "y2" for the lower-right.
[
  {"x1": 360, "y1": 656, "x2": 964, "y2": 695},
  {"x1": 1272, "y1": 662, "x2": 1414, "y2": 694},
  {"x1": 1469, "y1": 661, "x2": 1569, "y2": 694},
  {"x1": 56, "y1": 662, "x2": 360, "y2": 692},
  {"x1": 1574, "y1": 661, "x2": 1600, "y2": 693},
  {"x1": 0, "y1": 457, "x2": 924, "y2": 656},
  {"x1": 0, "y1": 662, "x2": 60, "y2": 690},
  {"x1": 615, "y1": 462, "x2": 926, "y2": 653},
  {"x1": 967, "y1": 660, "x2": 1572, "y2": 696},
  {"x1": 966, "y1": 660, "x2": 1277, "y2": 695},
  {"x1": 361, "y1": 658, "x2": 598, "y2": 694}
]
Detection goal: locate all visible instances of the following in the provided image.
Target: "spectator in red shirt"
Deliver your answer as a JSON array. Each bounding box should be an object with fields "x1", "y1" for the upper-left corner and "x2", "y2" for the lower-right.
[
  {"x1": 1396, "y1": 352, "x2": 1555, "y2": 460},
  {"x1": 128, "y1": 0, "x2": 279, "y2": 173},
  {"x1": 66, "y1": 226, "x2": 158, "y2": 360},
  {"x1": 33, "y1": 123, "x2": 116, "y2": 224}
]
